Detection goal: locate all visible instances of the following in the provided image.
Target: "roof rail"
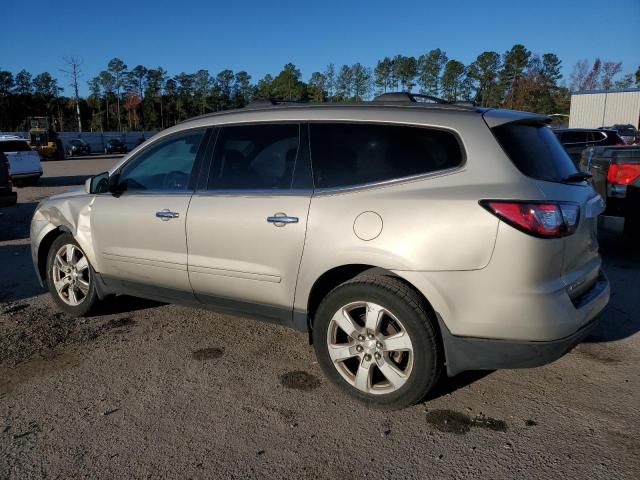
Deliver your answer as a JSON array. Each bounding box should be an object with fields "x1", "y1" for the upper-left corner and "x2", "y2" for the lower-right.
[
  {"x1": 373, "y1": 91, "x2": 477, "y2": 107},
  {"x1": 373, "y1": 92, "x2": 446, "y2": 104},
  {"x1": 246, "y1": 98, "x2": 307, "y2": 108}
]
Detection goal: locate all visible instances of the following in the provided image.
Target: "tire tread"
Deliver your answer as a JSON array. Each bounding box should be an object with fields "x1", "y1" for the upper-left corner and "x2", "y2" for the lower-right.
[{"x1": 314, "y1": 272, "x2": 442, "y2": 409}]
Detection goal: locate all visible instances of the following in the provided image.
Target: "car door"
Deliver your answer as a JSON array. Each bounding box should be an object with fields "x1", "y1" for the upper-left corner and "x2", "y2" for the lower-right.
[
  {"x1": 186, "y1": 123, "x2": 312, "y2": 327},
  {"x1": 91, "y1": 128, "x2": 208, "y2": 302}
]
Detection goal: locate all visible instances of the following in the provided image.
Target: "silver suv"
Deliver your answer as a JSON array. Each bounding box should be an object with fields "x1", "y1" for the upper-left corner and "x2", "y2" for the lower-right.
[{"x1": 30, "y1": 93, "x2": 610, "y2": 409}]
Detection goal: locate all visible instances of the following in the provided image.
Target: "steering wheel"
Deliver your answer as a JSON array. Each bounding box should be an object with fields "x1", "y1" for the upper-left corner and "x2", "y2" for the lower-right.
[{"x1": 163, "y1": 170, "x2": 189, "y2": 190}]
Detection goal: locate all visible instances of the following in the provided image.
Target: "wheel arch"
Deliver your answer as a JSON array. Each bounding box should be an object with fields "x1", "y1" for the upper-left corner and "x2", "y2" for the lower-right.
[
  {"x1": 305, "y1": 264, "x2": 442, "y2": 349},
  {"x1": 36, "y1": 225, "x2": 72, "y2": 283}
]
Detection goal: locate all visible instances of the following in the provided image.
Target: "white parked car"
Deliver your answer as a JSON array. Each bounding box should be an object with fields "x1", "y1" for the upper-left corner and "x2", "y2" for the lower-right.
[{"x1": 0, "y1": 136, "x2": 43, "y2": 185}]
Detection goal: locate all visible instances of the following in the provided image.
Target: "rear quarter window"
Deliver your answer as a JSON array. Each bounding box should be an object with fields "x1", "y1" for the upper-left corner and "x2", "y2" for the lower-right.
[
  {"x1": 310, "y1": 123, "x2": 463, "y2": 189},
  {"x1": 492, "y1": 124, "x2": 577, "y2": 182},
  {"x1": 559, "y1": 131, "x2": 587, "y2": 144}
]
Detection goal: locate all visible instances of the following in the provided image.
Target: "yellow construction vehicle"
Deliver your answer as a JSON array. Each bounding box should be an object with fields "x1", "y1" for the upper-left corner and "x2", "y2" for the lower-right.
[{"x1": 26, "y1": 117, "x2": 58, "y2": 160}]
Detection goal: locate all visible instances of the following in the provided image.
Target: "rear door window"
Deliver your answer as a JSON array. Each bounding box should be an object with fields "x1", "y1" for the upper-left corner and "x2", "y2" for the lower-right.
[
  {"x1": 207, "y1": 124, "x2": 300, "y2": 190},
  {"x1": 590, "y1": 131, "x2": 605, "y2": 143},
  {"x1": 560, "y1": 131, "x2": 587, "y2": 144},
  {"x1": 492, "y1": 124, "x2": 577, "y2": 182},
  {"x1": 309, "y1": 123, "x2": 463, "y2": 189}
]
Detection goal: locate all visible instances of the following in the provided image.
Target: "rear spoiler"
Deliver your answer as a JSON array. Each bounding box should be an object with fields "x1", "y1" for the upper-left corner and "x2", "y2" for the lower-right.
[{"x1": 482, "y1": 109, "x2": 551, "y2": 128}]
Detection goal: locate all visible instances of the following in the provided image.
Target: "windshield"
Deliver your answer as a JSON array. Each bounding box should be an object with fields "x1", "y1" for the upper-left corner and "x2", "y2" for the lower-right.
[
  {"x1": 492, "y1": 124, "x2": 578, "y2": 182},
  {"x1": 70, "y1": 140, "x2": 84, "y2": 146},
  {"x1": 29, "y1": 118, "x2": 49, "y2": 129},
  {"x1": 618, "y1": 127, "x2": 637, "y2": 136},
  {"x1": 0, "y1": 140, "x2": 32, "y2": 153}
]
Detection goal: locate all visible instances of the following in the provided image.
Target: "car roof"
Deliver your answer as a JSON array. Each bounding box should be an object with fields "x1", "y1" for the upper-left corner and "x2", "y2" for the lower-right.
[
  {"x1": 175, "y1": 102, "x2": 548, "y2": 131},
  {"x1": 105, "y1": 97, "x2": 551, "y2": 175},
  {"x1": 0, "y1": 135, "x2": 27, "y2": 142}
]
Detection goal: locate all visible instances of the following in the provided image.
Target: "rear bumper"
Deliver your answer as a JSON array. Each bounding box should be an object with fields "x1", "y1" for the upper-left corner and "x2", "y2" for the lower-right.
[
  {"x1": 438, "y1": 272, "x2": 610, "y2": 376},
  {"x1": 0, "y1": 190, "x2": 17, "y2": 207},
  {"x1": 11, "y1": 171, "x2": 42, "y2": 179}
]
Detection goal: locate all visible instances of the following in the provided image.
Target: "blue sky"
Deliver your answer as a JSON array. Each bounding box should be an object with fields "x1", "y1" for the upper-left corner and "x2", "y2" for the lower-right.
[{"x1": 2, "y1": 0, "x2": 638, "y2": 96}]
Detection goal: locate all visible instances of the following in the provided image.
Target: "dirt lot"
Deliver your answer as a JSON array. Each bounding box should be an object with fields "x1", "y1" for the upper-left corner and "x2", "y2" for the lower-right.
[{"x1": 1, "y1": 159, "x2": 639, "y2": 479}]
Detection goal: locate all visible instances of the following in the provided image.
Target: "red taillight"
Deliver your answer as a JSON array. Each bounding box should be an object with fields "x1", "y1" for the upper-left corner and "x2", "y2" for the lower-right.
[
  {"x1": 607, "y1": 164, "x2": 640, "y2": 185},
  {"x1": 480, "y1": 201, "x2": 580, "y2": 238}
]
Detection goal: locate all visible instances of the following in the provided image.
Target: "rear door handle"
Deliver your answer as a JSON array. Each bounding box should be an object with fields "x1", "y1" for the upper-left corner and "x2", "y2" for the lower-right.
[
  {"x1": 156, "y1": 210, "x2": 180, "y2": 221},
  {"x1": 267, "y1": 214, "x2": 299, "y2": 226}
]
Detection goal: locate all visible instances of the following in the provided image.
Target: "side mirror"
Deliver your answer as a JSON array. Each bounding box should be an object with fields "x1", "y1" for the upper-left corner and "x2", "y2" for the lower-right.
[{"x1": 89, "y1": 171, "x2": 110, "y2": 194}]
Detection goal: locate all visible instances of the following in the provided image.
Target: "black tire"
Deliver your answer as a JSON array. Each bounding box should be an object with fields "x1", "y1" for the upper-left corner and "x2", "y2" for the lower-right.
[
  {"x1": 625, "y1": 215, "x2": 640, "y2": 240},
  {"x1": 46, "y1": 233, "x2": 99, "y2": 316},
  {"x1": 624, "y1": 191, "x2": 640, "y2": 240},
  {"x1": 313, "y1": 274, "x2": 442, "y2": 410}
]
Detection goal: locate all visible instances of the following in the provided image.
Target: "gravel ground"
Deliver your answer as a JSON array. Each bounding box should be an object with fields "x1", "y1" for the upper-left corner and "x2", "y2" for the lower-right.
[{"x1": 0, "y1": 158, "x2": 638, "y2": 479}]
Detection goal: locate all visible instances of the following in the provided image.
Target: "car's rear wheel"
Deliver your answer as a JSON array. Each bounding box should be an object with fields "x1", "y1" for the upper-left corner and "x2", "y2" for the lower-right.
[
  {"x1": 313, "y1": 274, "x2": 441, "y2": 409},
  {"x1": 625, "y1": 201, "x2": 640, "y2": 240},
  {"x1": 46, "y1": 234, "x2": 99, "y2": 316}
]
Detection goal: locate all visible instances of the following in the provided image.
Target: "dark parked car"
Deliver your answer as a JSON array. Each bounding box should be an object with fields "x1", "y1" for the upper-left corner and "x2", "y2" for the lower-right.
[
  {"x1": 66, "y1": 139, "x2": 91, "y2": 157},
  {"x1": 601, "y1": 124, "x2": 639, "y2": 145},
  {"x1": 104, "y1": 139, "x2": 128, "y2": 154},
  {"x1": 0, "y1": 152, "x2": 17, "y2": 207},
  {"x1": 554, "y1": 128, "x2": 625, "y2": 165},
  {"x1": 581, "y1": 146, "x2": 640, "y2": 239}
]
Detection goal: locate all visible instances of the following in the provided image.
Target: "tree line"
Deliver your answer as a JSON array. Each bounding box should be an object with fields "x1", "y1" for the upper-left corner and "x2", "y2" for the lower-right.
[{"x1": 1, "y1": 44, "x2": 638, "y2": 132}]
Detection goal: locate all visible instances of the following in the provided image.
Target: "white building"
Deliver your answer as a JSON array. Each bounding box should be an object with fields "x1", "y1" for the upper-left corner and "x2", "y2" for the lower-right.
[{"x1": 569, "y1": 88, "x2": 640, "y2": 129}]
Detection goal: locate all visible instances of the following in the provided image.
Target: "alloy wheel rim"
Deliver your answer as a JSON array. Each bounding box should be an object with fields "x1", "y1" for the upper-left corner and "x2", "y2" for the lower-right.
[
  {"x1": 327, "y1": 301, "x2": 414, "y2": 395},
  {"x1": 52, "y1": 244, "x2": 90, "y2": 306}
]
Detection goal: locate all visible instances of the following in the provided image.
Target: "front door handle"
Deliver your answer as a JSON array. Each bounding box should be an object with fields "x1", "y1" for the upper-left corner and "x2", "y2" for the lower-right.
[
  {"x1": 267, "y1": 213, "x2": 299, "y2": 226},
  {"x1": 156, "y1": 210, "x2": 180, "y2": 221}
]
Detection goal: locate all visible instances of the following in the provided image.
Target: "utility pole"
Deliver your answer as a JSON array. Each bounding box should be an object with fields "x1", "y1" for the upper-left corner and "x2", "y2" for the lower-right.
[{"x1": 62, "y1": 56, "x2": 83, "y2": 132}]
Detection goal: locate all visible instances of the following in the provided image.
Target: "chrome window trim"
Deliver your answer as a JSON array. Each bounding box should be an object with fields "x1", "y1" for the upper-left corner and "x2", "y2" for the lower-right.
[
  {"x1": 193, "y1": 188, "x2": 313, "y2": 198},
  {"x1": 312, "y1": 165, "x2": 465, "y2": 196},
  {"x1": 98, "y1": 190, "x2": 195, "y2": 197}
]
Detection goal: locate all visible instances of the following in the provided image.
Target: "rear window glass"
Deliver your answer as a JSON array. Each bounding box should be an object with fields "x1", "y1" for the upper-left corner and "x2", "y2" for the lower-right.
[
  {"x1": 0, "y1": 140, "x2": 31, "y2": 153},
  {"x1": 310, "y1": 123, "x2": 463, "y2": 189},
  {"x1": 618, "y1": 127, "x2": 636, "y2": 136},
  {"x1": 559, "y1": 131, "x2": 587, "y2": 143},
  {"x1": 492, "y1": 124, "x2": 577, "y2": 182}
]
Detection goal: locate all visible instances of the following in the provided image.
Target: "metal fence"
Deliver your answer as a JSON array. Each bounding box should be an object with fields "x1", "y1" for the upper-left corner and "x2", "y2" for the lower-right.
[{"x1": 0, "y1": 131, "x2": 160, "y2": 153}]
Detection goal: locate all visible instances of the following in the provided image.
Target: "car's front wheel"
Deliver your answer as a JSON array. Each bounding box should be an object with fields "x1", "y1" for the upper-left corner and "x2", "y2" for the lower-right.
[
  {"x1": 313, "y1": 274, "x2": 441, "y2": 409},
  {"x1": 46, "y1": 234, "x2": 99, "y2": 316}
]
